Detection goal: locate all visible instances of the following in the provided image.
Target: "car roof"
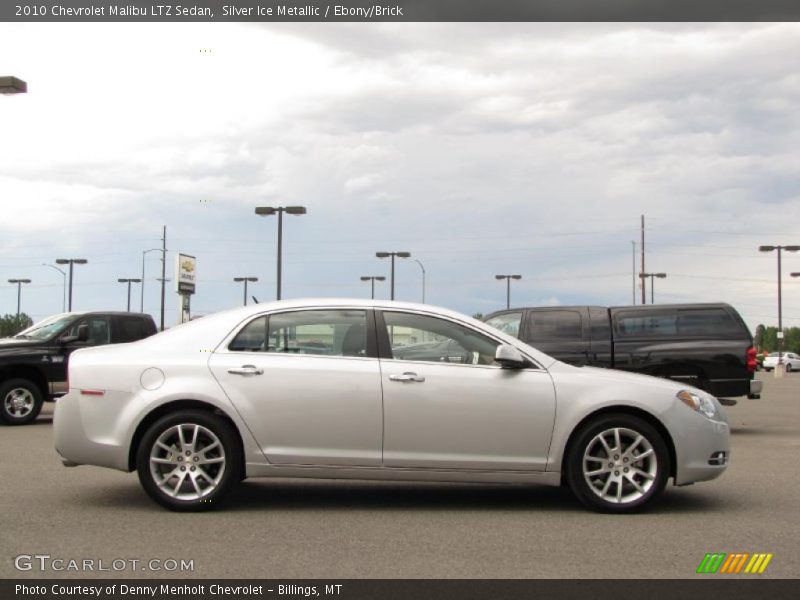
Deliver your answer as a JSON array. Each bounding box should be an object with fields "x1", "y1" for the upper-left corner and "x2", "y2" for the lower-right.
[
  {"x1": 136, "y1": 298, "x2": 557, "y2": 368},
  {"x1": 52, "y1": 311, "x2": 152, "y2": 318}
]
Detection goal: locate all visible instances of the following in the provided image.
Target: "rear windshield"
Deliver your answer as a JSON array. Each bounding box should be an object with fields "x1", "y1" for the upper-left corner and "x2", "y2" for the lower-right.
[{"x1": 614, "y1": 307, "x2": 745, "y2": 338}]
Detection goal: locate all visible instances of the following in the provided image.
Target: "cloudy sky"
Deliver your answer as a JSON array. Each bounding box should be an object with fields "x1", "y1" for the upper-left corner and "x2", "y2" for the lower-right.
[{"x1": 1, "y1": 22, "x2": 799, "y2": 330}]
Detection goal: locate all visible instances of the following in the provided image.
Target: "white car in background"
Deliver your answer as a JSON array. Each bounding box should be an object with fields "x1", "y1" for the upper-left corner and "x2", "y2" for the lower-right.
[
  {"x1": 54, "y1": 299, "x2": 730, "y2": 513},
  {"x1": 762, "y1": 352, "x2": 800, "y2": 372}
]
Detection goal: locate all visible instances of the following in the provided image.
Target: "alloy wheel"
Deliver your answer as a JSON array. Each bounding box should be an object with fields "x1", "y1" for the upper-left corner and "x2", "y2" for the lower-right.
[
  {"x1": 149, "y1": 423, "x2": 226, "y2": 501},
  {"x1": 582, "y1": 427, "x2": 658, "y2": 504}
]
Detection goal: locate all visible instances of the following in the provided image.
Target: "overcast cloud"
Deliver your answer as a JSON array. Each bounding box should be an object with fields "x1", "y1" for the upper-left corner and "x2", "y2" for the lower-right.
[{"x1": 1, "y1": 22, "x2": 799, "y2": 329}]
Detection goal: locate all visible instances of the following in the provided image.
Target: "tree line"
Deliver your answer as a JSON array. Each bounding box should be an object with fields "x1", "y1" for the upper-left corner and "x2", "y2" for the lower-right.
[
  {"x1": 0, "y1": 313, "x2": 34, "y2": 337},
  {"x1": 754, "y1": 325, "x2": 800, "y2": 354}
]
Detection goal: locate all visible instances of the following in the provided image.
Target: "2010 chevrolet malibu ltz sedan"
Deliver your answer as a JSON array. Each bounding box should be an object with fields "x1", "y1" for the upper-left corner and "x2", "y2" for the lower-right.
[{"x1": 54, "y1": 299, "x2": 730, "y2": 512}]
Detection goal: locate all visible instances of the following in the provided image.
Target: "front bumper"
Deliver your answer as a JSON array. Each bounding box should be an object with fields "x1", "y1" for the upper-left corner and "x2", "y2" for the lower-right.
[{"x1": 673, "y1": 415, "x2": 730, "y2": 486}]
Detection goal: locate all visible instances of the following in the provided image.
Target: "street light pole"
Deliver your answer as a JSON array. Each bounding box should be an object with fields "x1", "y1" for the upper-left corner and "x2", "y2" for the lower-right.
[
  {"x1": 413, "y1": 259, "x2": 426, "y2": 303},
  {"x1": 639, "y1": 272, "x2": 667, "y2": 304},
  {"x1": 759, "y1": 245, "x2": 800, "y2": 362},
  {"x1": 495, "y1": 274, "x2": 522, "y2": 309},
  {"x1": 376, "y1": 251, "x2": 411, "y2": 300},
  {"x1": 360, "y1": 276, "x2": 386, "y2": 299},
  {"x1": 41, "y1": 263, "x2": 66, "y2": 312},
  {"x1": 7, "y1": 279, "x2": 31, "y2": 319},
  {"x1": 255, "y1": 206, "x2": 307, "y2": 300},
  {"x1": 117, "y1": 278, "x2": 142, "y2": 312},
  {"x1": 55, "y1": 258, "x2": 88, "y2": 311},
  {"x1": 234, "y1": 277, "x2": 258, "y2": 306}
]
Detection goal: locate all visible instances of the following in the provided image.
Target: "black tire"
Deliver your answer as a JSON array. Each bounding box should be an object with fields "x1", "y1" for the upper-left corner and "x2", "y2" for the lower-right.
[
  {"x1": 786, "y1": 363, "x2": 792, "y2": 373},
  {"x1": 136, "y1": 410, "x2": 241, "y2": 511},
  {"x1": 566, "y1": 413, "x2": 670, "y2": 513},
  {"x1": 0, "y1": 378, "x2": 44, "y2": 425}
]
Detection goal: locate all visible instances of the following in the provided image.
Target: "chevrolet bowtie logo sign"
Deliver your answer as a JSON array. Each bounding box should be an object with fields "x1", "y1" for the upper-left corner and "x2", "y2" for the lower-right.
[{"x1": 697, "y1": 552, "x2": 773, "y2": 574}]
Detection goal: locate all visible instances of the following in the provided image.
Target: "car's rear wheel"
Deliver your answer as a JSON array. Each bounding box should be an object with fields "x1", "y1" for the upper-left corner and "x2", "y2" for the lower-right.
[
  {"x1": 786, "y1": 363, "x2": 792, "y2": 372},
  {"x1": 566, "y1": 414, "x2": 670, "y2": 513},
  {"x1": 0, "y1": 378, "x2": 44, "y2": 425},
  {"x1": 136, "y1": 410, "x2": 241, "y2": 511}
]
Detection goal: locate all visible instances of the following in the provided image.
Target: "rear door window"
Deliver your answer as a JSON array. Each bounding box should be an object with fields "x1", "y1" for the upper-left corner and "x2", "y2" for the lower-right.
[
  {"x1": 525, "y1": 310, "x2": 583, "y2": 342},
  {"x1": 115, "y1": 317, "x2": 150, "y2": 343},
  {"x1": 229, "y1": 310, "x2": 369, "y2": 357}
]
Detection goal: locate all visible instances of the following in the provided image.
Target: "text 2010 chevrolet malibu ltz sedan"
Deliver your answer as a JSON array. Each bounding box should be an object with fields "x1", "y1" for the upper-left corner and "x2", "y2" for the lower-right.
[{"x1": 54, "y1": 299, "x2": 730, "y2": 512}]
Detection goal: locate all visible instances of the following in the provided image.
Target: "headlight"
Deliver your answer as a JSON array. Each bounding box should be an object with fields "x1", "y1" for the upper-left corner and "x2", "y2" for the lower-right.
[{"x1": 677, "y1": 390, "x2": 717, "y2": 419}]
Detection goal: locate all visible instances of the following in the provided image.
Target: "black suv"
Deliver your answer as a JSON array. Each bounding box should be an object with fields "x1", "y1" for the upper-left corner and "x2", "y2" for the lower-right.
[{"x1": 0, "y1": 311, "x2": 157, "y2": 425}]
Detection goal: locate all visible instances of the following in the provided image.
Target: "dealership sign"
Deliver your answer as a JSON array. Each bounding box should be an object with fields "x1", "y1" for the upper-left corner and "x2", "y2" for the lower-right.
[{"x1": 175, "y1": 253, "x2": 196, "y2": 294}]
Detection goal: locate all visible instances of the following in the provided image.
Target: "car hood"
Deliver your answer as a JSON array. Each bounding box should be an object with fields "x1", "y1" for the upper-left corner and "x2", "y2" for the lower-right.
[
  {"x1": 547, "y1": 361, "x2": 703, "y2": 395},
  {"x1": 0, "y1": 338, "x2": 48, "y2": 351}
]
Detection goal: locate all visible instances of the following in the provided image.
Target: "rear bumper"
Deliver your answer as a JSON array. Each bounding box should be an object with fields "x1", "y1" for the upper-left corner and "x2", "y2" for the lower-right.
[
  {"x1": 705, "y1": 377, "x2": 758, "y2": 399},
  {"x1": 53, "y1": 390, "x2": 131, "y2": 472}
]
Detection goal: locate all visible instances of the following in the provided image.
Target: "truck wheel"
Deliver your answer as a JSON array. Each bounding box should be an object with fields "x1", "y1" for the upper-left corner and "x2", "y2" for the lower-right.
[
  {"x1": 136, "y1": 410, "x2": 241, "y2": 511},
  {"x1": 0, "y1": 378, "x2": 44, "y2": 425},
  {"x1": 566, "y1": 414, "x2": 670, "y2": 513}
]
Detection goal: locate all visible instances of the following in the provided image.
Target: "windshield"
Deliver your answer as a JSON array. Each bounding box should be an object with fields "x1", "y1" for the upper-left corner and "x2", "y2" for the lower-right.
[
  {"x1": 14, "y1": 313, "x2": 78, "y2": 341},
  {"x1": 485, "y1": 312, "x2": 523, "y2": 338}
]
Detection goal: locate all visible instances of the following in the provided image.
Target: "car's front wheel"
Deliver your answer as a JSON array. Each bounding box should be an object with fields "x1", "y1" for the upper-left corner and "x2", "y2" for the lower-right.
[
  {"x1": 566, "y1": 414, "x2": 670, "y2": 513},
  {"x1": 136, "y1": 410, "x2": 241, "y2": 511},
  {"x1": 0, "y1": 378, "x2": 44, "y2": 425}
]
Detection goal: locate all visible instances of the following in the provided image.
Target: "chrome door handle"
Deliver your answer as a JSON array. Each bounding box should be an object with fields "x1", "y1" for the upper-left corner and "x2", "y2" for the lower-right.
[
  {"x1": 389, "y1": 372, "x2": 425, "y2": 383},
  {"x1": 227, "y1": 365, "x2": 264, "y2": 376}
]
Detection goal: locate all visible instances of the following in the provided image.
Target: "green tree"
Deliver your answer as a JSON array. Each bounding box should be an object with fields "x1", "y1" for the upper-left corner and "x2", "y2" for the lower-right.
[
  {"x1": 755, "y1": 324, "x2": 800, "y2": 354},
  {"x1": 0, "y1": 313, "x2": 33, "y2": 337}
]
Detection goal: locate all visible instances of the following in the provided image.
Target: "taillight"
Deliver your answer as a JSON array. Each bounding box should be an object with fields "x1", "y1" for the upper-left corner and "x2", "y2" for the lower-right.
[{"x1": 746, "y1": 346, "x2": 757, "y2": 373}]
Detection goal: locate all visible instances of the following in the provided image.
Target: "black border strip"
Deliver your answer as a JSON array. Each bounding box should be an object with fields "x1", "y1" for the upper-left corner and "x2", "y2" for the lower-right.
[
  {"x1": 4, "y1": 1, "x2": 800, "y2": 23},
  {"x1": 3, "y1": 579, "x2": 799, "y2": 600}
]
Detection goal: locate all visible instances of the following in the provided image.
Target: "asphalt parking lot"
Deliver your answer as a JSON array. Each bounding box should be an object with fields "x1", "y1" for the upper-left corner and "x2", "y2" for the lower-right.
[{"x1": 1, "y1": 372, "x2": 797, "y2": 579}]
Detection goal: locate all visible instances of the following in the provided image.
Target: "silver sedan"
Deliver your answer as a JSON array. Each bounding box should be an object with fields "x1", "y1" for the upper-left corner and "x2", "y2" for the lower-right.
[{"x1": 54, "y1": 299, "x2": 730, "y2": 512}]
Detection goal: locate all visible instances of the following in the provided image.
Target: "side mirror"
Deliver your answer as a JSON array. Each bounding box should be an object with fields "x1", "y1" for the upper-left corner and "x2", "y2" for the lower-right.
[
  {"x1": 495, "y1": 344, "x2": 529, "y2": 369},
  {"x1": 76, "y1": 324, "x2": 89, "y2": 342},
  {"x1": 61, "y1": 324, "x2": 89, "y2": 344}
]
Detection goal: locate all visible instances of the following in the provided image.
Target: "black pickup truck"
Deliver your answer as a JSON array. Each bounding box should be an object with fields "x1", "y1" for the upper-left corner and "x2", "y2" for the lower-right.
[
  {"x1": 0, "y1": 311, "x2": 157, "y2": 425},
  {"x1": 484, "y1": 303, "x2": 761, "y2": 401}
]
